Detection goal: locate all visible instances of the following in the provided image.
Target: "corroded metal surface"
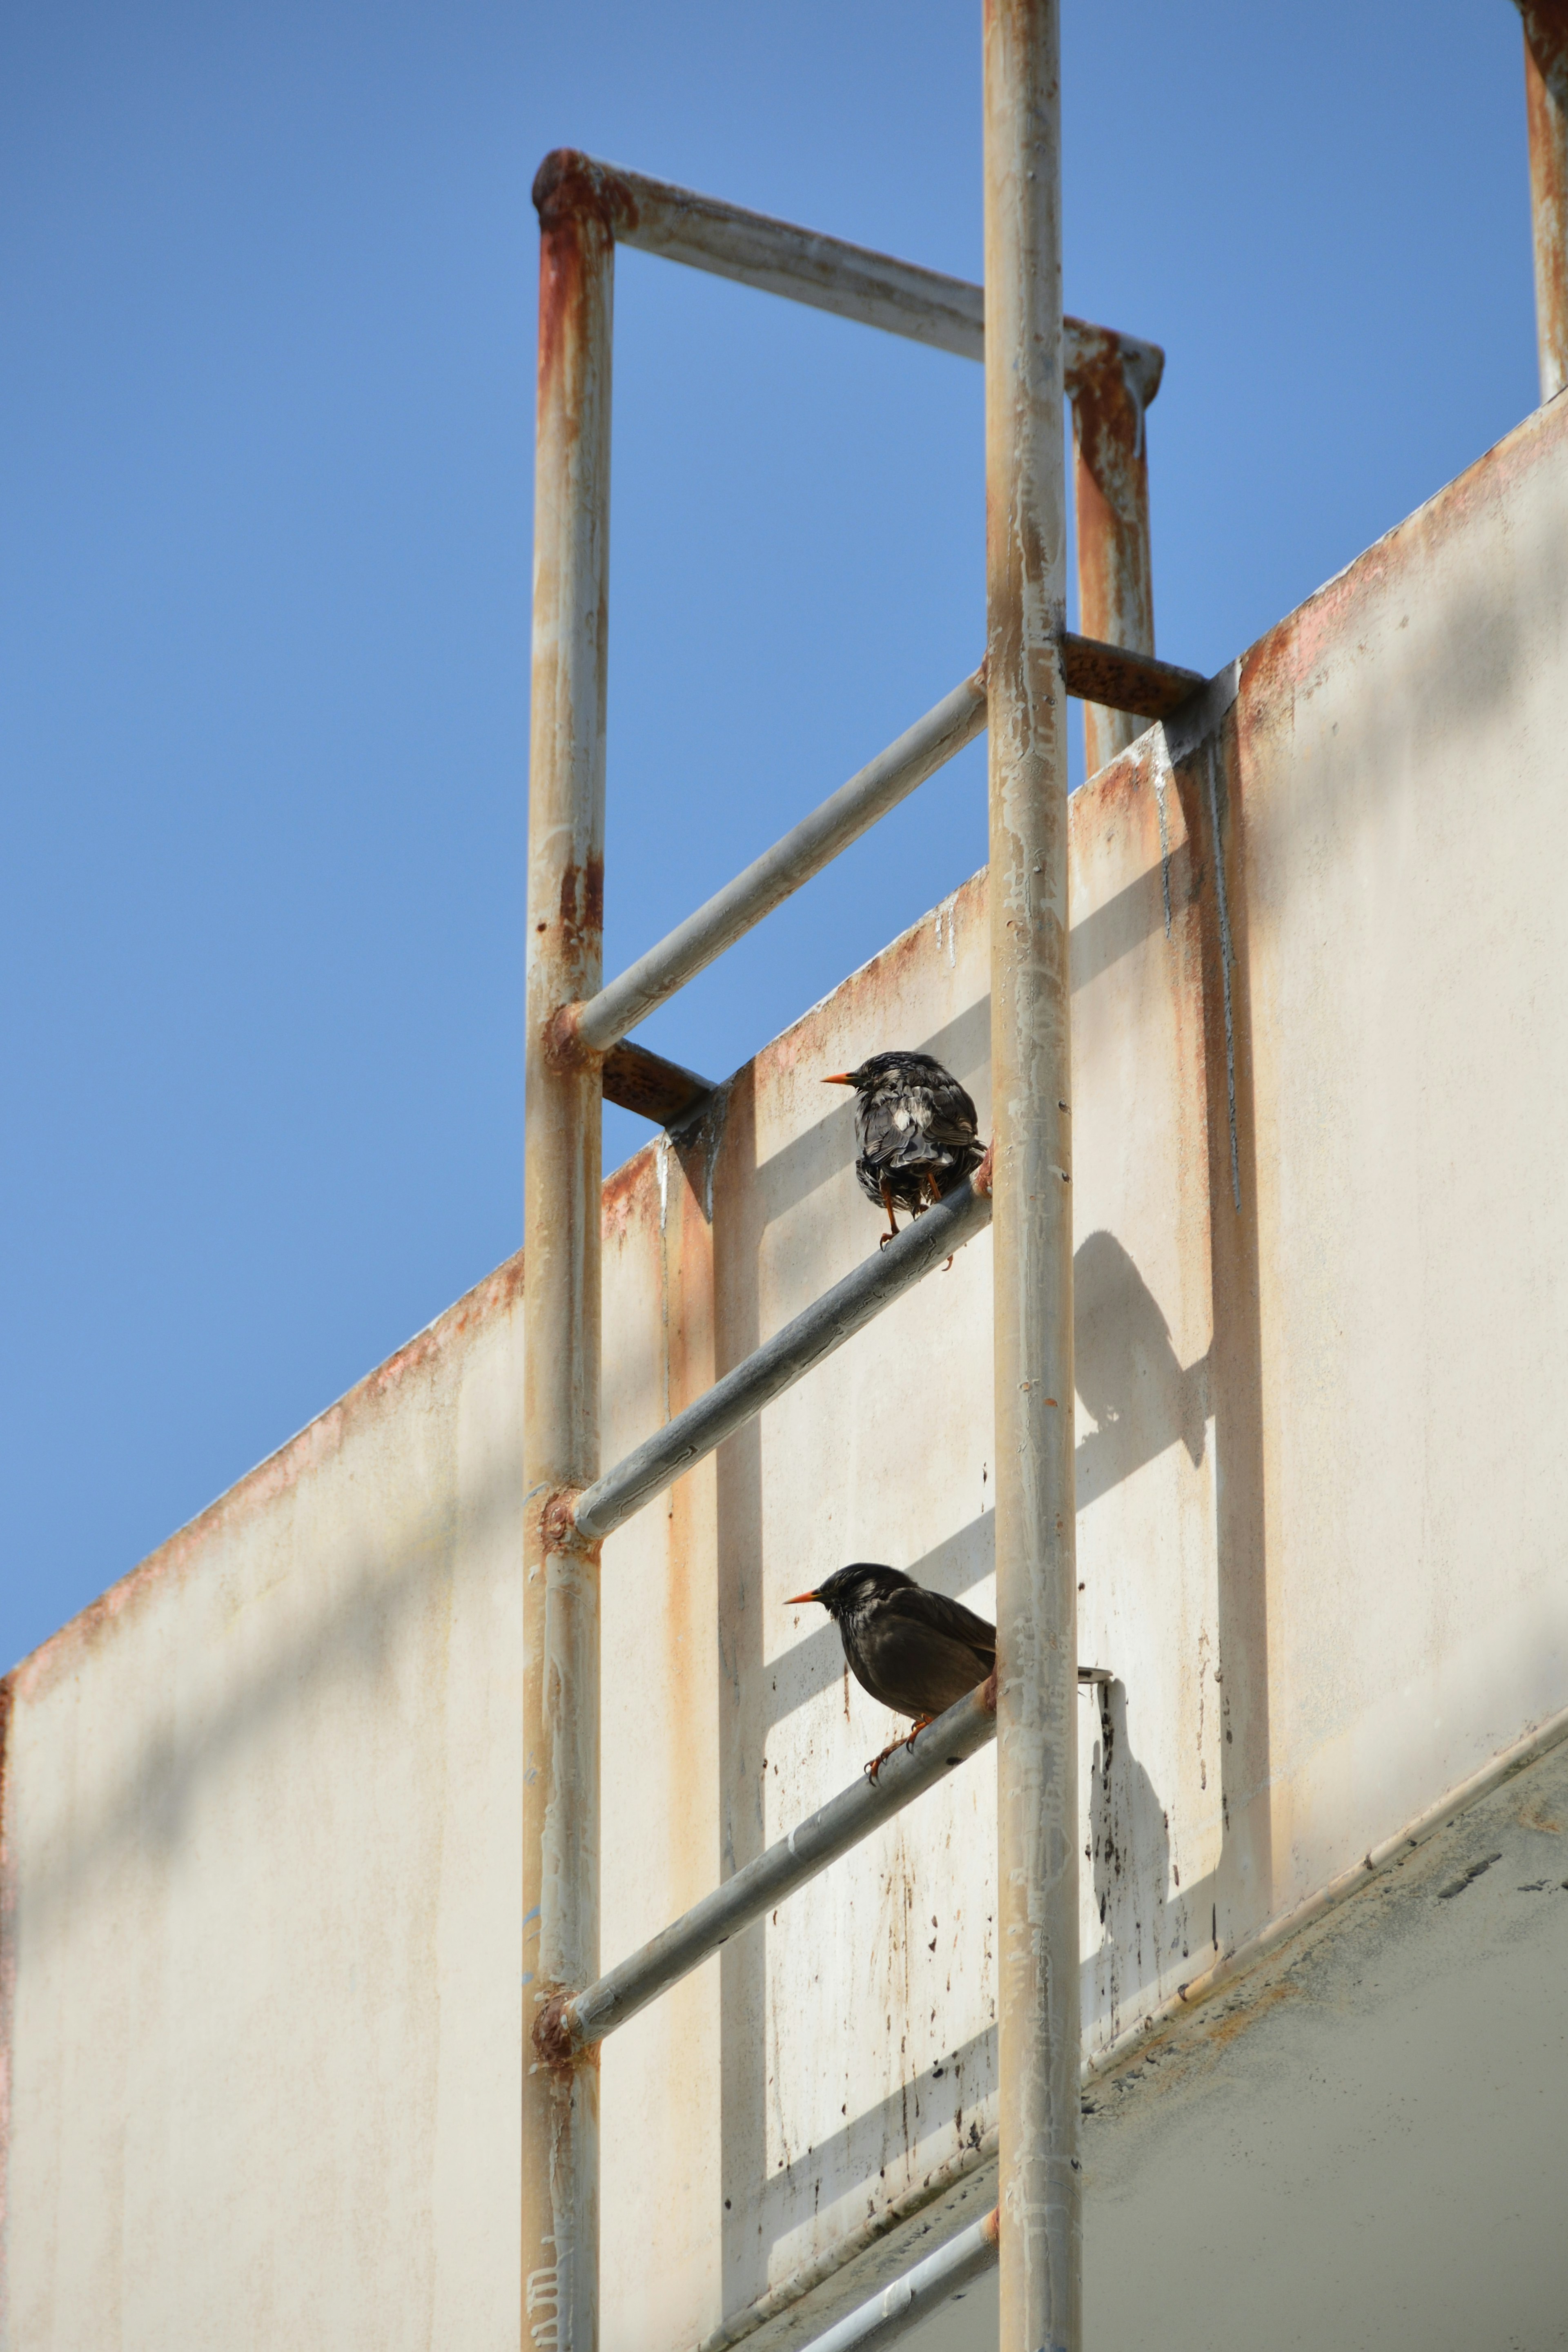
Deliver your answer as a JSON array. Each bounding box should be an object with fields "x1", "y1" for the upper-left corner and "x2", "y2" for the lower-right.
[
  {"x1": 529, "y1": 147, "x2": 1160, "y2": 403},
  {"x1": 524, "y1": 156, "x2": 614, "y2": 2352},
  {"x1": 982, "y1": 6, "x2": 1080, "y2": 2348},
  {"x1": 601, "y1": 1039, "x2": 714, "y2": 1127},
  {"x1": 1069, "y1": 326, "x2": 1159, "y2": 774},
  {"x1": 1060, "y1": 633, "x2": 1201, "y2": 722},
  {"x1": 1518, "y1": 1, "x2": 1568, "y2": 399}
]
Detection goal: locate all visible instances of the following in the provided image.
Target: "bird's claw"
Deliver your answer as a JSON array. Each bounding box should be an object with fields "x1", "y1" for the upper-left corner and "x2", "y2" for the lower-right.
[{"x1": 864, "y1": 1717, "x2": 933, "y2": 1781}]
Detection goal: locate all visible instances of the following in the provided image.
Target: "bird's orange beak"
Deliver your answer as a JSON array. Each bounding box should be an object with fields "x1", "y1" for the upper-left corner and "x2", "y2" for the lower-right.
[
  {"x1": 785, "y1": 1589, "x2": 821, "y2": 1605},
  {"x1": 822, "y1": 1072, "x2": 854, "y2": 1086}
]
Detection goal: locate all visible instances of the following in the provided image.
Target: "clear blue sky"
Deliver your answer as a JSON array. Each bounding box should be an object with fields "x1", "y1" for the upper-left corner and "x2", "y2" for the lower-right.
[{"x1": 0, "y1": 0, "x2": 1537, "y2": 1670}]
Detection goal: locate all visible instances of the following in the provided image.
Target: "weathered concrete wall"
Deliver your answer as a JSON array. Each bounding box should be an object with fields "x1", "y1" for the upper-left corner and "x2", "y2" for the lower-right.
[
  {"x1": 0, "y1": 1269, "x2": 529, "y2": 2349},
  {"x1": 5, "y1": 389, "x2": 1568, "y2": 2348}
]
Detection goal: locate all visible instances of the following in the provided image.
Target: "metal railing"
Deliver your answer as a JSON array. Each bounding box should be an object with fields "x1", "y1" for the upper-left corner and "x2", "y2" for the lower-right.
[
  {"x1": 519, "y1": 18, "x2": 1568, "y2": 2352},
  {"x1": 521, "y1": 27, "x2": 1176, "y2": 2352}
]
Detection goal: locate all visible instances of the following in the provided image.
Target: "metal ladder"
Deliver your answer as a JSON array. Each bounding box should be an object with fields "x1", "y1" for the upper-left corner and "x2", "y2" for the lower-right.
[{"x1": 521, "y1": 12, "x2": 1201, "y2": 2351}]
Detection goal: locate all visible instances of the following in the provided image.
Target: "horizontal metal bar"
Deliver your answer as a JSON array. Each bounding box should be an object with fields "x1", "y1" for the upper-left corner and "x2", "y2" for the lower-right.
[
  {"x1": 570, "y1": 672, "x2": 987, "y2": 1059},
  {"x1": 1060, "y1": 631, "x2": 1203, "y2": 722},
  {"x1": 567, "y1": 645, "x2": 1201, "y2": 1063},
  {"x1": 536, "y1": 1679, "x2": 1000, "y2": 2063},
  {"x1": 795, "y1": 2212, "x2": 1000, "y2": 2352},
  {"x1": 574, "y1": 1157, "x2": 993, "y2": 1542},
  {"x1": 532, "y1": 152, "x2": 1164, "y2": 406},
  {"x1": 537, "y1": 1664, "x2": 1108, "y2": 2069},
  {"x1": 601, "y1": 1039, "x2": 714, "y2": 1128}
]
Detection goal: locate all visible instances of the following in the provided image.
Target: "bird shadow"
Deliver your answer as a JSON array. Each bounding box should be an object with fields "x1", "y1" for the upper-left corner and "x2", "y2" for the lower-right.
[
  {"x1": 766, "y1": 1231, "x2": 1207, "y2": 1734},
  {"x1": 1073, "y1": 1229, "x2": 1208, "y2": 1509}
]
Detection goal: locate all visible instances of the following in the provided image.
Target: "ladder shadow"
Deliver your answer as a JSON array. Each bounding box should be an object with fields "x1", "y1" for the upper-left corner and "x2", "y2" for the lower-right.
[{"x1": 764, "y1": 1230, "x2": 1212, "y2": 1737}]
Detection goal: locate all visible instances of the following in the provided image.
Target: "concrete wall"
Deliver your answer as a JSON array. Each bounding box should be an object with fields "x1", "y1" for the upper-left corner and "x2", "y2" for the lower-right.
[{"x1": 5, "y1": 389, "x2": 1568, "y2": 2348}]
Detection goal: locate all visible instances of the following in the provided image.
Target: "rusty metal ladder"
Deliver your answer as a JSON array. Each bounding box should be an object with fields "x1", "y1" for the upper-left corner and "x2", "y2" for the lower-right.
[{"x1": 521, "y1": 13, "x2": 1203, "y2": 2352}]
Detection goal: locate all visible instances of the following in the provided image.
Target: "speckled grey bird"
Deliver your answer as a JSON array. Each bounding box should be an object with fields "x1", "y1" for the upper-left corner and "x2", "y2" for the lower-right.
[
  {"x1": 786, "y1": 1564, "x2": 995, "y2": 1777},
  {"x1": 822, "y1": 1051, "x2": 984, "y2": 1244}
]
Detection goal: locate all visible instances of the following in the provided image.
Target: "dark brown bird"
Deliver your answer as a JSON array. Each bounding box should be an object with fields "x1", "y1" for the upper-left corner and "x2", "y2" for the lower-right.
[
  {"x1": 823, "y1": 1051, "x2": 984, "y2": 1244},
  {"x1": 786, "y1": 1563, "x2": 995, "y2": 1777}
]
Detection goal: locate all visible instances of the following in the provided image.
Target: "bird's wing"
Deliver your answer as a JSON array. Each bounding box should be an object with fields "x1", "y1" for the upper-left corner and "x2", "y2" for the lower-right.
[
  {"x1": 910, "y1": 1077, "x2": 980, "y2": 1149},
  {"x1": 857, "y1": 1094, "x2": 908, "y2": 1160},
  {"x1": 882, "y1": 1586, "x2": 996, "y2": 1665}
]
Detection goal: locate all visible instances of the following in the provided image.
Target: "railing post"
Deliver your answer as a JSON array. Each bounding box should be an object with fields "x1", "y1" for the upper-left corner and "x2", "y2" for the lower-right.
[
  {"x1": 983, "y1": 5, "x2": 1080, "y2": 2352},
  {"x1": 523, "y1": 153, "x2": 614, "y2": 2352},
  {"x1": 1069, "y1": 328, "x2": 1161, "y2": 774},
  {"x1": 1518, "y1": 2, "x2": 1568, "y2": 402}
]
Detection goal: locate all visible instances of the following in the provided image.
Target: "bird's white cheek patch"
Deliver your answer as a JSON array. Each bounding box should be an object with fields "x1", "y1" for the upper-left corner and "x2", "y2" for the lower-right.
[{"x1": 893, "y1": 1107, "x2": 911, "y2": 1130}]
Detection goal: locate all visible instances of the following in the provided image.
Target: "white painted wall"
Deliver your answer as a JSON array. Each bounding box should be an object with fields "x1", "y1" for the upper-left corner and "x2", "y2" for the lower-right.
[{"x1": 5, "y1": 393, "x2": 1568, "y2": 2348}]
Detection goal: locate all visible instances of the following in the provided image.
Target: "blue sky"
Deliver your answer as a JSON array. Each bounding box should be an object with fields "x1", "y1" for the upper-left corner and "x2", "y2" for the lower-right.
[{"x1": 0, "y1": 0, "x2": 1538, "y2": 1669}]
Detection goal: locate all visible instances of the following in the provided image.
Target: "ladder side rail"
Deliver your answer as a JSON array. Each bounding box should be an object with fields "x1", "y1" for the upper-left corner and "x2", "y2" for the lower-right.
[
  {"x1": 1074, "y1": 348, "x2": 1159, "y2": 773},
  {"x1": 535, "y1": 1679, "x2": 1000, "y2": 2062},
  {"x1": 1517, "y1": 0, "x2": 1568, "y2": 402},
  {"x1": 572, "y1": 1159, "x2": 992, "y2": 1544},
  {"x1": 521, "y1": 167, "x2": 613, "y2": 2352},
  {"x1": 984, "y1": 8, "x2": 1082, "y2": 2351}
]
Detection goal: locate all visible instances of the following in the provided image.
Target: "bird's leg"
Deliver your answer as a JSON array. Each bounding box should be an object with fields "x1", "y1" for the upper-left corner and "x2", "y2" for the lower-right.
[
  {"x1": 921, "y1": 1170, "x2": 943, "y2": 1205},
  {"x1": 862, "y1": 1714, "x2": 935, "y2": 1782},
  {"x1": 878, "y1": 1177, "x2": 900, "y2": 1248}
]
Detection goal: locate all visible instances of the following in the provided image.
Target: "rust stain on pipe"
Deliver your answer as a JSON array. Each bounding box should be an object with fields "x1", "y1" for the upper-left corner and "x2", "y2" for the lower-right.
[
  {"x1": 523, "y1": 141, "x2": 613, "y2": 2352},
  {"x1": 600, "y1": 1040, "x2": 714, "y2": 1127},
  {"x1": 540, "y1": 1490, "x2": 604, "y2": 1563},
  {"x1": 1061, "y1": 634, "x2": 1201, "y2": 722},
  {"x1": 1519, "y1": 4, "x2": 1568, "y2": 400},
  {"x1": 1070, "y1": 325, "x2": 1158, "y2": 775},
  {"x1": 532, "y1": 148, "x2": 641, "y2": 240}
]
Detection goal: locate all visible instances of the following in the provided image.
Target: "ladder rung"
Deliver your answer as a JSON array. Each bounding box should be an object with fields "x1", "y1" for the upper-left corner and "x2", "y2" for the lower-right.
[
  {"x1": 793, "y1": 2209, "x2": 1000, "y2": 2352},
  {"x1": 533, "y1": 1679, "x2": 999, "y2": 2064},
  {"x1": 1061, "y1": 631, "x2": 1205, "y2": 720},
  {"x1": 567, "y1": 673, "x2": 986, "y2": 1060},
  {"x1": 601, "y1": 1039, "x2": 714, "y2": 1128},
  {"x1": 562, "y1": 643, "x2": 1202, "y2": 1069},
  {"x1": 572, "y1": 1157, "x2": 993, "y2": 1543}
]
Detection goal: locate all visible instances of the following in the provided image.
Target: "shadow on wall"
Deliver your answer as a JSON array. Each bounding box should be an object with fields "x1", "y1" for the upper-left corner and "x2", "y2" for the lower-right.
[
  {"x1": 1087, "y1": 1678, "x2": 1204, "y2": 2049},
  {"x1": 767, "y1": 1228, "x2": 1209, "y2": 1734},
  {"x1": 1074, "y1": 1229, "x2": 1207, "y2": 1509}
]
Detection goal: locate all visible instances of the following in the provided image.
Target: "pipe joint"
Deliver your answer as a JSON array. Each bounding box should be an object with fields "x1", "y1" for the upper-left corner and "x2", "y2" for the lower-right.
[
  {"x1": 542, "y1": 1003, "x2": 600, "y2": 1077},
  {"x1": 531, "y1": 147, "x2": 638, "y2": 238},
  {"x1": 531, "y1": 1989, "x2": 587, "y2": 2075},
  {"x1": 539, "y1": 1489, "x2": 603, "y2": 1563}
]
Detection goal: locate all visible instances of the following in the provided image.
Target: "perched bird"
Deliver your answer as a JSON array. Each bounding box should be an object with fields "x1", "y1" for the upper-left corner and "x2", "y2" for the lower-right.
[
  {"x1": 827, "y1": 1058, "x2": 987, "y2": 1251},
  {"x1": 823, "y1": 1051, "x2": 985, "y2": 1244},
  {"x1": 786, "y1": 1563, "x2": 995, "y2": 1777}
]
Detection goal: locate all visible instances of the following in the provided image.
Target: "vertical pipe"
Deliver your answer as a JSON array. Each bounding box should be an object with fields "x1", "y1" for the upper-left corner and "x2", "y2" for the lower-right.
[
  {"x1": 1519, "y1": 4, "x2": 1568, "y2": 402},
  {"x1": 1070, "y1": 332, "x2": 1160, "y2": 775},
  {"x1": 982, "y1": 7, "x2": 1080, "y2": 2352},
  {"x1": 522, "y1": 155, "x2": 614, "y2": 2352}
]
